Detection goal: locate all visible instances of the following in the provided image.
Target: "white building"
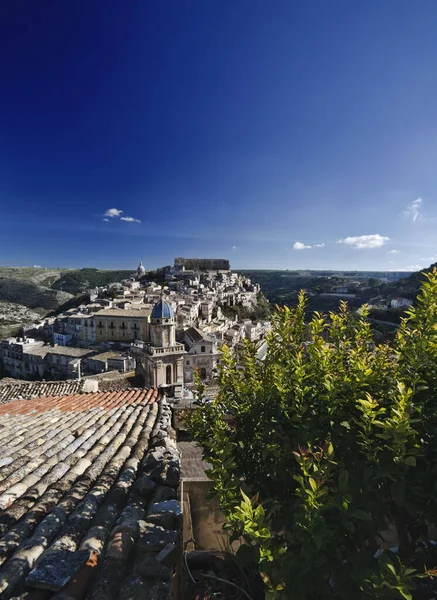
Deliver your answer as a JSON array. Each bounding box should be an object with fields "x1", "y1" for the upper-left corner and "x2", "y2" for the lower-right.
[{"x1": 390, "y1": 297, "x2": 413, "y2": 309}]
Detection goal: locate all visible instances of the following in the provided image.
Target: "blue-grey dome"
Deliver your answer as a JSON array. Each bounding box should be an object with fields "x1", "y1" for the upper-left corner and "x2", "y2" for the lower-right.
[{"x1": 152, "y1": 299, "x2": 174, "y2": 319}]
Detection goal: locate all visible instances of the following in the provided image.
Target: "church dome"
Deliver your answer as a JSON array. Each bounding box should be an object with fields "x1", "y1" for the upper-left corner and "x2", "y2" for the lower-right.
[
  {"x1": 152, "y1": 298, "x2": 174, "y2": 319},
  {"x1": 137, "y1": 261, "x2": 146, "y2": 277}
]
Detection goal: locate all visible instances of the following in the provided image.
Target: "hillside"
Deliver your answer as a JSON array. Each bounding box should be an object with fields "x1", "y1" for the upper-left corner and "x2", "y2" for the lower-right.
[
  {"x1": 382, "y1": 263, "x2": 437, "y2": 298},
  {"x1": 0, "y1": 266, "x2": 66, "y2": 286},
  {"x1": 0, "y1": 267, "x2": 135, "y2": 338},
  {"x1": 237, "y1": 269, "x2": 414, "y2": 314},
  {"x1": 52, "y1": 268, "x2": 135, "y2": 294},
  {"x1": 0, "y1": 278, "x2": 73, "y2": 311},
  {"x1": 0, "y1": 301, "x2": 44, "y2": 338}
]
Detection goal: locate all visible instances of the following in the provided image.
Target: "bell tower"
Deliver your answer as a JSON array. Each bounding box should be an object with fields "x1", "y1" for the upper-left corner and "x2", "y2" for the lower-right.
[{"x1": 137, "y1": 297, "x2": 185, "y2": 399}]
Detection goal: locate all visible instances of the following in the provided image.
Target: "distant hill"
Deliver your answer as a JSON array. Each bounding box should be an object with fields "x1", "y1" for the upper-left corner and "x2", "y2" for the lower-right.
[
  {"x1": 0, "y1": 266, "x2": 135, "y2": 338},
  {"x1": 380, "y1": 263, "x2": 437, "y2": 299},
  {"x1": 236, "y1": 269, "x2": 415, "y2": 313},
  {"x1": 52, "y1": 268, "x2": 135, "y2": 295},
  {"x1": 0, "y1": 278, "x2": 73, "y2": 311},
  {"x1": 0, "y1": 266, "x2": 65, "y2": 286}
]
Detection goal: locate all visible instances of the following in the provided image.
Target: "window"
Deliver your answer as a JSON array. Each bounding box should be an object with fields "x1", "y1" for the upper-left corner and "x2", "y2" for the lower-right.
[
  {"x1": 110, "y1": 322, "x2": 114, "y2": 329},
  {"x1": 186, "y1": 360, "x2": 190, "y2": 366},
  {"x1": 201, "y1": 345, "x2": 206, "y2": 353},
  {"x1": 98, "y1": 321, "x2": 103, "y2": 328},
  {"x1": 121, "y1": 322, "x2": 126, "y2": 329},
  {"x1": 166, "y1": 365, "x2": 172, "y2": 385}
]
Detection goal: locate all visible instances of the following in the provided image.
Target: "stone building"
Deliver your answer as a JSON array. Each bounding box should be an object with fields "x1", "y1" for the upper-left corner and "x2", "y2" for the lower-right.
[
  {"x1": 0, "y1": 337, "x2": 95, "y2": 380},
  {"x1": 137, "y1": 299, "x2": 185, "y2": 399},
  {"x1": 182, "y1": 327, "x2": 221, "y2": 382},
  {"x1": 94, "y1": 308, "x2": 150, "y2": 343},
  {"x1": 174, "y1": 257, "x2": 230, "y2": 271}
]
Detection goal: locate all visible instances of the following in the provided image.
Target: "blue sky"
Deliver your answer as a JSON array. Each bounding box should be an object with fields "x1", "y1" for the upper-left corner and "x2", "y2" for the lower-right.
[{"x1": 1, "y1": 1, "x2": 437, "y2": 271}]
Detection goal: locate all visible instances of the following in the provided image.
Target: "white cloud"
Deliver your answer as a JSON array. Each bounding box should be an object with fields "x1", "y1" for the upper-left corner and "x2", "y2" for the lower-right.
[
  {"x1": 232, "y1": 245, "x2": 237, "y2": 250},
  {"x1": 103, "y1": 218, "x2": 109, "y2": 222},
  {"x1": 337, "y1": 234, "x2": 389, "y2": 249},
  {"x1": 388, "y1": 249, "x2": 399, "y2": 254},
  {"x1": 293, "y1": 241, "x2": 312, "y2": 250},
  {"x1": 104, "y1": 208, "x2": 123, "y2": 218},
  {"x1": 403, "y1": 197, "x2": 422, "y2": 222},
  {"x1": 292, "y1": 241, "x2": 325, "y2": 250},
  {"x1": 403, "y1": 264, "x2": 424, "y2": 271},
  {"x1": 419, "y1": 255, "x2": 437, "y2": 262},
  {"x1": 121, "y1": 216, "x2": 141, "y2": 223}
]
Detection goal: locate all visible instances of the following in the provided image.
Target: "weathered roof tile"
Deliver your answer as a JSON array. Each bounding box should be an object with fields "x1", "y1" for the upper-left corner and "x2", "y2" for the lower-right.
[{"x1": 0, "y1": 389, "x2": 179, "y2": 600}]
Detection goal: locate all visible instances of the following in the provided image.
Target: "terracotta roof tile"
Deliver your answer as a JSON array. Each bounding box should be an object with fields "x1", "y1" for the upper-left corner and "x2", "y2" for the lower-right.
[
  {"x1": 0, "y1": 389, "x2": 180, "y2": 600},
  {"x1": 0, "y1": 380, "x2": 89, "y2": 405}
]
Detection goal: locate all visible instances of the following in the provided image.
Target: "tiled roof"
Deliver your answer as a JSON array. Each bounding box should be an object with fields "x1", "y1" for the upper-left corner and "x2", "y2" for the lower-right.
[
  {"x1": 0, "y1": 379, "x2": 89, "y2": 405},
  {"x1": 0, "y1": 389, "x2": 181, "y2": 599},
  {"x1": 184, "y1": 327, "x2": 204, "y2": 343},
  {"x1": 20, "y1": 346, "x2": 95, "y2": 359}
]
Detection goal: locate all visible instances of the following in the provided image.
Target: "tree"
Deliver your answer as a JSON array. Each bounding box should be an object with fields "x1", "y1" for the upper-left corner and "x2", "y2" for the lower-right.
[{"x1": 184, "y1": 269, "x2": 437, "y2": 600}]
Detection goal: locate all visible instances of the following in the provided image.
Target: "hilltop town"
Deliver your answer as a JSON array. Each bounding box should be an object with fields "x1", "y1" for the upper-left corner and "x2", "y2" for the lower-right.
[{"x1": 0, "y1": 258, "x2": 271, "y2": 397}]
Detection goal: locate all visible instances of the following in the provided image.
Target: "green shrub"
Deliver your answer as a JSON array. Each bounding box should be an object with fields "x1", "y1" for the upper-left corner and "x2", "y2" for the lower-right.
[{"x1": 185, "y1": 269, "x2": 437, "y2": 599}]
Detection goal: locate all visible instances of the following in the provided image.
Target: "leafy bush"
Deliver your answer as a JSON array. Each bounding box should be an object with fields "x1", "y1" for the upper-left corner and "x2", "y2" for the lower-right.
[{"x1": 184, "y1": 269, "x2": 437, "y2": 599}]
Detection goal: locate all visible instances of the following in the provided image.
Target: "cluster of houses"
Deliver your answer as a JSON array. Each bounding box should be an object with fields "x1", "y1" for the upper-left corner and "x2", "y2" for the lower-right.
[{"x1": 0, "y1": 258, "x2": 271, "y2": 397}]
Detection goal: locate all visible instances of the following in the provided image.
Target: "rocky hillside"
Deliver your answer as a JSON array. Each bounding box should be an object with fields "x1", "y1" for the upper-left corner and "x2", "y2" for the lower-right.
[
  {"x1": 0, "y1": 267, "x2": 65, "y2": 286},
  {"x1": 0, "y1": 301, "x2": 45, "y2": 338},
  {"x1": 0, "y1": 278, "x2": 73, "y2": 311}
]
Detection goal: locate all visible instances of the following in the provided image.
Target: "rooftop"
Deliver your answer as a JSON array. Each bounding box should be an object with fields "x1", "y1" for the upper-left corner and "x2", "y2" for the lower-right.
[
  {"x1": 94, "y1": 309, "x2": 151, "y2": 318},
  {"x1": 184, "y1": 327, "x2": 214, "y2": 344},
  {"x1": 22, "y1": 346, "x2": 96, "y2": 358},
  {"x1": 0, "y1": 379, "x2": 94, "y2": 405},
  {"x1": 0, "y1": 389, "x2": 181, "y2": 599},
  {"x1": 87, "y1": 351, "x2": 124, "y2": 362}
]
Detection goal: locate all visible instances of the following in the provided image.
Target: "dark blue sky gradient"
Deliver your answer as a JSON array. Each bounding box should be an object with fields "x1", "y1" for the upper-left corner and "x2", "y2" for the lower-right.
[{"x1": 1, "y1": 1, "x2": 437, "y2": 270}]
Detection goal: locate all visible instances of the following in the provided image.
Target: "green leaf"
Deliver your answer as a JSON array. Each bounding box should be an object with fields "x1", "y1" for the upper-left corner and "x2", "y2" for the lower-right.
[
  {"x1": 309, "y1": 477, "x2": 317, "y2": 492},
  {"x1": 394, "y1": 587, "x2": 412, "y2": 600},
  {"x1": 241, "y1": 489, "x2": 251, "y2": 504},
  {"x1": 405, "y1": 456, "x2": 416, "y2": 467},
  {"x1": 385, "y1": 563, "x2": 396, "y2": 575}
]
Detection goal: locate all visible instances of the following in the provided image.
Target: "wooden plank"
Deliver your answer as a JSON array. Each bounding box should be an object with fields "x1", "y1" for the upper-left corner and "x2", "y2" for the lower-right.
[{"x1": 182, "y1": 491, "x2": 196, "y2": 552}]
